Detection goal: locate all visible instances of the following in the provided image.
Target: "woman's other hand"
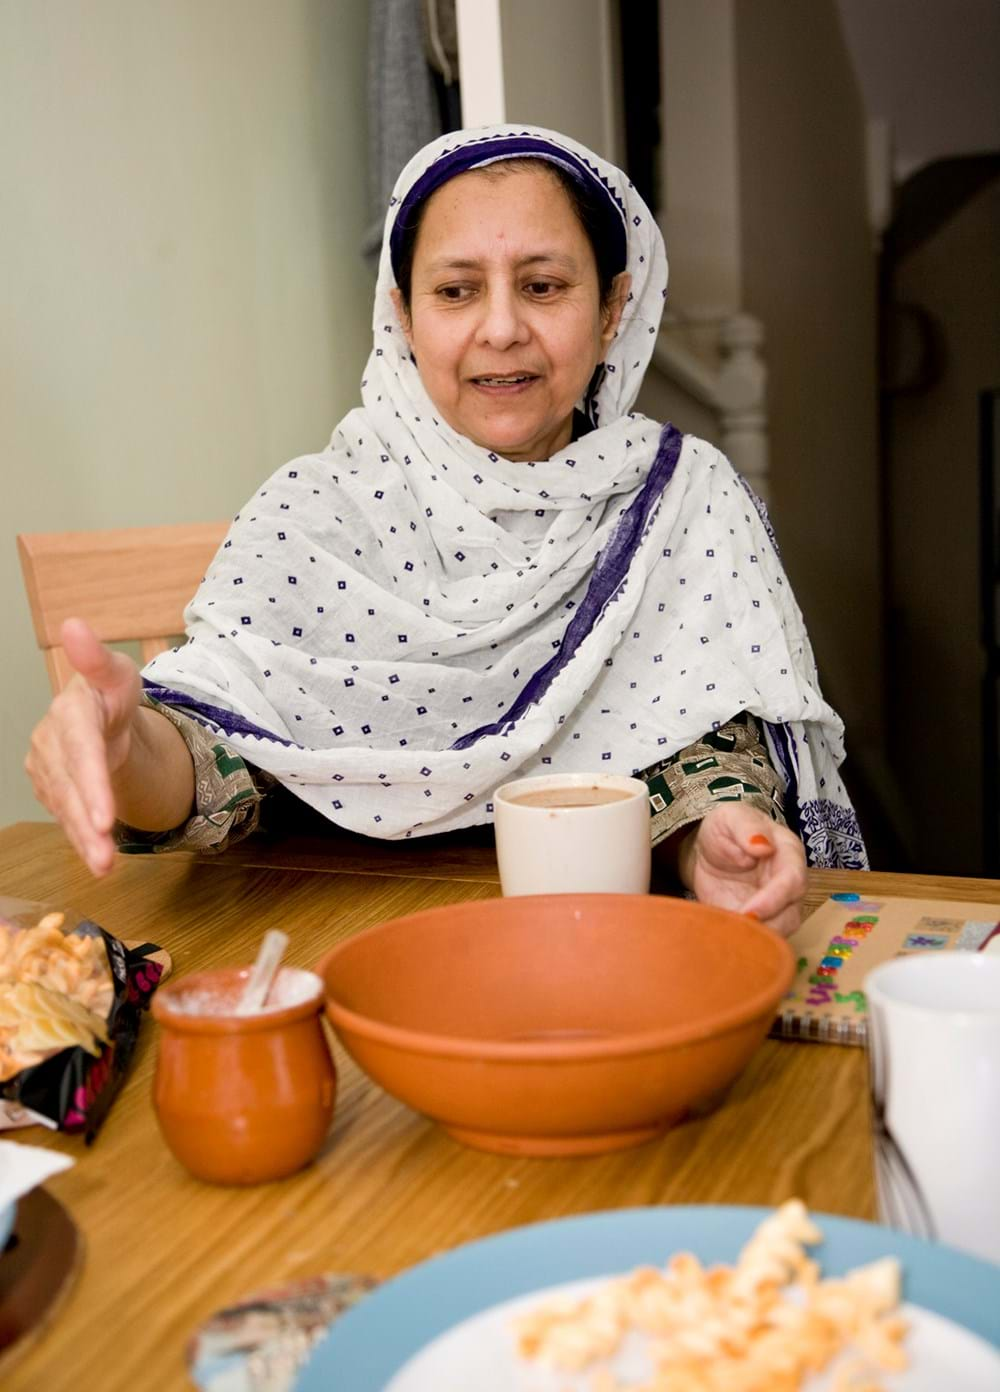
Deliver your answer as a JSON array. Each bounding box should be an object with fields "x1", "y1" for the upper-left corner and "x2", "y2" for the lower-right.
[
  {"x1": 678, "y1": 803, "x2": 808, "y2": 938},
  {"x1": 25, "y1": 619, "x2": 144, "y2": 875}
]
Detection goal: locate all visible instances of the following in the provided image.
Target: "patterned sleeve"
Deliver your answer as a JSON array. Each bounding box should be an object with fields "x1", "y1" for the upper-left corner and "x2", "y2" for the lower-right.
[
  {"x1": 114, "y1": 695, "x2": 268, "y2": 856},
  {"x1": 637, "y1": 712, "x2": 786, "y2": 848}
]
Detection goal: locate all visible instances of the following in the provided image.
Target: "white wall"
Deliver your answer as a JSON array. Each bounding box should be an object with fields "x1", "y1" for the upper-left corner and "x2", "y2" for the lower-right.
[{"x1": 1, "y1": 0, "x2": 372, "y2": 826}]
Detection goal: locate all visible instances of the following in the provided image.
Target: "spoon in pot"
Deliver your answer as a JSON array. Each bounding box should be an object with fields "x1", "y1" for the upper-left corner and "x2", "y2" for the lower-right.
[{"x1": 236, "y1": 929, "x2": 290, "y2": 1014}]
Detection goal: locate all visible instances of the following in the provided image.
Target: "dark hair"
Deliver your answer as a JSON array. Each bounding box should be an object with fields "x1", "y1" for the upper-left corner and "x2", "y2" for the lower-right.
[{"x1": 394, "y1": 157, "x2": 624, "y2": 314}]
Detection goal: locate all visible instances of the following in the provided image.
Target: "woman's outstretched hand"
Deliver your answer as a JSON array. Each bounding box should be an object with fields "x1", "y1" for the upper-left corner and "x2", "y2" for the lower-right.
[
  {"x1": 25, "y1": 618, "x2": 144, "y2": 876},
  {"x1": 679, "y1": 803, "x2": 808, "y2": 938}
]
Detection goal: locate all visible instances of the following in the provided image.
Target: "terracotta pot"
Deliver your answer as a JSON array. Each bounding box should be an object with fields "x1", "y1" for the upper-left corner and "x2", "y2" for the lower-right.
[
  {"x1": 318, "y1": 894, "x2": 794, "y2": 1157},
  {"x1": 152, "y1": 966, "x2": 335, "y2": 1184}
]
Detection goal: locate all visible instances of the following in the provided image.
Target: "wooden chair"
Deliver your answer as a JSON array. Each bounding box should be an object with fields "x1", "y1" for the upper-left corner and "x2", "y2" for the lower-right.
[{"x1": 17, "y1": 521, "x2": 227, "y2": 695}]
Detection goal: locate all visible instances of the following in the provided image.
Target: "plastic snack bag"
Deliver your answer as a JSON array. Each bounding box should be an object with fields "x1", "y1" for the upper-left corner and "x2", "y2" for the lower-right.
[{"x1": 0, "y1": 895, "x2": 168, "y2": 1141}]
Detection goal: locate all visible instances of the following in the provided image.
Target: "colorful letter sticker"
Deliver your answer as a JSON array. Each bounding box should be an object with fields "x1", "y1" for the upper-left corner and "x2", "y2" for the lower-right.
[{"x1": 902, "y1": 933, "x2": 949, "y2": 950}]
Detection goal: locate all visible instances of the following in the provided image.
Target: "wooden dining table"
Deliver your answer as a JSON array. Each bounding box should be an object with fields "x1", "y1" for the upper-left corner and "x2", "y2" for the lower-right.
[{"x1": 2, "y1": 818, "x2": 999, "y2": 1390}]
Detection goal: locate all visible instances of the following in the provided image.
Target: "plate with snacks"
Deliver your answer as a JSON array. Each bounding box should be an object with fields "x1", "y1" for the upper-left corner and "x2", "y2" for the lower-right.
[{"x1": 294, "y1": 1203, "x2": 1000, "y2": 1391}]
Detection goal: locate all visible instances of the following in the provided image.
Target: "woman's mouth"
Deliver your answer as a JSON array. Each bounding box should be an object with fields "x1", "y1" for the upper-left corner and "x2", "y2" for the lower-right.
[{"x1": 469, "y1": 373, "x2": 539, "y2": 394}]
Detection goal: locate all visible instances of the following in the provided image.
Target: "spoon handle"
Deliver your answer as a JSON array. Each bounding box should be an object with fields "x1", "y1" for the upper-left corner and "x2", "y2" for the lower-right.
[{"x1": 237, "y1": 929, "x2": 290, "y2": 1014}]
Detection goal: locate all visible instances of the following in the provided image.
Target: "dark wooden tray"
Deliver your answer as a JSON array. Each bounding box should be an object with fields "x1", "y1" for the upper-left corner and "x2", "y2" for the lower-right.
[{"x1": 0, "y1": 1188, "x2": 83, "y2": 1373}]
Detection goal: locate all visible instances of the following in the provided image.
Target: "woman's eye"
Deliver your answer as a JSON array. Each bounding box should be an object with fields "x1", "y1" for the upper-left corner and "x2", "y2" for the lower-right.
[
  {"x1": 525, "y1": 281, "x2": 559, "y2": 297},
  {"x1": 437, "y1": 285, "x2": 475, "y2": 302}
]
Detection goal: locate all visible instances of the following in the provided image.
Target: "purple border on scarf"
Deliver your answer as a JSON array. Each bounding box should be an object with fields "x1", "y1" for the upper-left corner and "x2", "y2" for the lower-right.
[
  {"x1": 451, "y1": 423, "x2": 684, "y2": 751},
  {"x1": 764, "y1": 720, "x2": 801, "y2": 835},
  {"x1": 766, "y1": 721, "x2": 870, "y2": 868},
  {"x1": 389, "y1": 133, "x2": 629, "y2": 284},
  {"x1": 141, "y1": 684, "x2": 299, "y2": 747}
]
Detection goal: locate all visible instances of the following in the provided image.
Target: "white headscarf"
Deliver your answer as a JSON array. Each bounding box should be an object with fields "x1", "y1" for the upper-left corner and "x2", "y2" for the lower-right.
[{"x1": 145, "y1": 124, "x2": 866, "y2": 868}]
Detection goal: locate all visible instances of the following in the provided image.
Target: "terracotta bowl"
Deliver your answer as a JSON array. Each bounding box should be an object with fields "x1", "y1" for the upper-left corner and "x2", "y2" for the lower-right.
[{"x1": 317, "y1": 895, "x2": 794, "y2": 1157}]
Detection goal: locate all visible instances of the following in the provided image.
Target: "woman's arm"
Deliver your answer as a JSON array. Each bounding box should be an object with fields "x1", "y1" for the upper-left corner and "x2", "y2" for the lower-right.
[
  {"x1": 25, "y1": 619, "x2": 196, "y2": 875},
  {"x1": 111, "y1": 704, "x2": 197, "y2": 829},
  {"x1": 115, "y1": 696, "x2": 266, "y2": 857}
]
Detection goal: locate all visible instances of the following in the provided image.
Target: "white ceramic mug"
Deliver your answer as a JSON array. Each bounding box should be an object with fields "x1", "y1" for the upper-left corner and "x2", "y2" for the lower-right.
[
  {"x1": 864, "y1": 953, "x2": 1000, "y2": 1265},
  {"x1": 493, "y1": 772, "x2": 651, "y2": 897}
]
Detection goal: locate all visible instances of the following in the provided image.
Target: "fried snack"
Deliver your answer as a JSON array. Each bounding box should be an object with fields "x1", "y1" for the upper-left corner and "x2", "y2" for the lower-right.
[
  {"x1": 0, "y1": 912, "x2": 113, "y2": 1018},
  {"x1": 514, "y1": 1201, "x2": 908, "y2": 1392},
  {"x1": 0, "y1": 980, "x2": 110, "y2": 1083}
]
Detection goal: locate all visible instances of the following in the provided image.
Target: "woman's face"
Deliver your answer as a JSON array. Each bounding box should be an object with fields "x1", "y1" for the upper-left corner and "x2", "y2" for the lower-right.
[{"x1": 392, "y1": 167, "x2": 628, "y2": 462}]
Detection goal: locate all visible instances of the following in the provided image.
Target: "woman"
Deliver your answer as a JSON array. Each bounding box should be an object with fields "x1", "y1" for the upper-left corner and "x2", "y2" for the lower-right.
[{"x1": 26, "y1": 125, "x2": 866, "y2": 935}]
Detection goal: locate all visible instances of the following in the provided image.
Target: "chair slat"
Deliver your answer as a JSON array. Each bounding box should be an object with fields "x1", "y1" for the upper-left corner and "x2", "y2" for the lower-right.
[
  {"x1": 44, "y1": 647, "x2": 77, "y2": 695},
  {"x1": 140, "y1": 637, "x2": 172, "y2": 664},
  {"x1": 17, "y1": 522, "x2": 227, "y2": 695}
]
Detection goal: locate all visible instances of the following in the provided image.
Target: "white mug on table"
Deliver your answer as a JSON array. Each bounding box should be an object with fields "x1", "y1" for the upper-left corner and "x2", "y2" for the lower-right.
[
  {"x1": 493, "y1": 772, "x2": 651, "y2": 897},
  {"x1": 864, "y1": 953, "x2": 1000, "y2": 1265}
]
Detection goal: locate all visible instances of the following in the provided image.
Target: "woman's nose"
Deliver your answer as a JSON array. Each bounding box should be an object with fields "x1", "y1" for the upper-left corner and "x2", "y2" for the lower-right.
[{"x1": 474, "y1": 284, "x2": 530, "y2": 350}]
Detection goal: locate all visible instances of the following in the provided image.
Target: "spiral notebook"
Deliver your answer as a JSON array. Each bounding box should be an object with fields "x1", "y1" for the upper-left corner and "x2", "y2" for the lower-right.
[{"x1": 771, "y1": 892, "x2": 1000, "y2": 1046}]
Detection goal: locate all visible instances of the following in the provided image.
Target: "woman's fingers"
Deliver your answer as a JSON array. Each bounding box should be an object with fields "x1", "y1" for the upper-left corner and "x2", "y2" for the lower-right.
[
  {"x1": 741, "y1": 854, "x2": 807, "y2": 925},
  {"x1": 740, "y1": 829, "x2": 807, "y2": 928},
  {"x1": 56, "y1": 774, "x2": 116, "y2": 876},
  {"x1": 26, "y1": 622, "x2": 144, "y2": 873},
  {"x1": 27, "y1": 688, "x2": 109, "y2": 837},
  {"x1": 24, "y1": 649, "x2": 133, "y2": 873},
  {"x1": 54, "y1": 682, "x2": 119, "y2": 830},
  {"x1": 752, "y1": 900, "x2": 802, "y2": 939},
  {"x1": 693, "y1": 804, "x2": 807, "y2": 935},
  {"x1": 698, "y1": 802, "x2": 778, "y2": 871},
  {"x1": 61, "y1": 618, "x2": 118, "y2": 688},
  {"x1": 60, "y1": 618, "x2": 141, "y2": 730}
]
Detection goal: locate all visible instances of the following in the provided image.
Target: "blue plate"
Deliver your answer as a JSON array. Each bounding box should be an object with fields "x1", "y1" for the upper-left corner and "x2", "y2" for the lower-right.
[{"x1": 294, "y1": 1205, "x2": 1000, "y2": 1390}]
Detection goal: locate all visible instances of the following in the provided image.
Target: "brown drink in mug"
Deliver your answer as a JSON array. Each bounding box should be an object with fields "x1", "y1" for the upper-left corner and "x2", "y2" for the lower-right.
[{"x1": 493, "y1": 772, "x2": 651, "y2": 896}]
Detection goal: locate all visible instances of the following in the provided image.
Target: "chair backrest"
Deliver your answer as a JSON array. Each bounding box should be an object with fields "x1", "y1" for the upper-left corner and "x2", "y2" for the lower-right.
[{"x1": 17, "y1": 521, "x2": 227, "y2": 694}]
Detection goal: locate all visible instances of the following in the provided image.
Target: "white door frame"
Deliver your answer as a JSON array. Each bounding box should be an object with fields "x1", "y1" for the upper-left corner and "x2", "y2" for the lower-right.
[{"x1": 455, "y1": 0, "x2": 506, "y2": 126}]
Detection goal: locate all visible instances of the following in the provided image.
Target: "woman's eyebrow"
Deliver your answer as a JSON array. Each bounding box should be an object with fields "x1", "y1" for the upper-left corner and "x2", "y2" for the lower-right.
[
  {"x1": 423, "y1": 252, "x2": 580, "y2": 274},
  {"x1": 517, "y1": 252, "x2": 579, "y2": 271}
]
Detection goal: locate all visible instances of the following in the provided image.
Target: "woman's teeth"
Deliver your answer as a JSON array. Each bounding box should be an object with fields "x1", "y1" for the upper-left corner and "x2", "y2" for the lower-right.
[{"x1": 474, "y1": 375, "x2": 534, "y2": 385}]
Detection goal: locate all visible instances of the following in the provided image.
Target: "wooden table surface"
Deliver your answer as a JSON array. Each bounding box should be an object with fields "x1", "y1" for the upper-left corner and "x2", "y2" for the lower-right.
[{"x1": 3, "y1": 820, "x2": 1000, "y2": 1391}]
